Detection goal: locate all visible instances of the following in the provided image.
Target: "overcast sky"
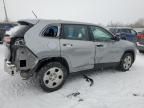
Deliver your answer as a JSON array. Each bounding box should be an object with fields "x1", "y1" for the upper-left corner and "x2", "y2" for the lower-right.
[{"x1": 0, "y1": 0, "x2": 144, "y2": 25}]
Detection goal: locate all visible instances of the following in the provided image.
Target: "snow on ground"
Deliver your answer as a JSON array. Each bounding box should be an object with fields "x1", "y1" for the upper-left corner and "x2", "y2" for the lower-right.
[{"x1": 0, "y1": 45, "x2": 144, "y2": 108}]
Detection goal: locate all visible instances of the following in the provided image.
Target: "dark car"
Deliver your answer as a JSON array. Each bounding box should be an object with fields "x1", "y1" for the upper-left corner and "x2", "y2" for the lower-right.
[
  {"x1": 136, "y1": 31, "x2": 144, "y2": 53},
  {"x1": 0, "y1": 23, "x2": 17, "y2": 43},
  {"x1": 108, "y1": 27, "x2": 137, "y2": 43}
]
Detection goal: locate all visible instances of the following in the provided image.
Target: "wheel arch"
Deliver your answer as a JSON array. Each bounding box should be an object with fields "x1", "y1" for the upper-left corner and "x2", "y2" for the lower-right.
[
  {"x1": 35, "y1": 57, "x2": 70, "y2": 74},
  {"x1": 121, "y1": 50, "x2": 135, "y2": 63}
]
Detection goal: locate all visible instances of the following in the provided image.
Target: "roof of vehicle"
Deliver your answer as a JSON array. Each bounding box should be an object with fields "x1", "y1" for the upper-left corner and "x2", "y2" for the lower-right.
[
  {"x1": 18, "y1": 19, "x2": 99, "y2": 26},
  {"x1": 108, "y1": 27, "x2": 132, "y2": 29}
]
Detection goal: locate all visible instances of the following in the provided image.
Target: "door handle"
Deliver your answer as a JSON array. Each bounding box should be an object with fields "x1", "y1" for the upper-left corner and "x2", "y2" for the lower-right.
[
  {"x1": 96, "y1": 44, "x2": 104, "y2": 47},
  {"x1": 63, "y1": 43, "x2": 73, "y2": 47}
]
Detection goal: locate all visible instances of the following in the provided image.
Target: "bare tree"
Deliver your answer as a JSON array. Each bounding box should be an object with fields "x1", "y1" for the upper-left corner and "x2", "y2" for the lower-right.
[{"x1": 131, "y1": 18, "x2": 144, "y2": 28}]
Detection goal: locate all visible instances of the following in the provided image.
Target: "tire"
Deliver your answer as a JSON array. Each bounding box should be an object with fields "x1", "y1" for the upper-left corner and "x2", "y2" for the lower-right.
[
  {"x1": 38, "y1": 62, "x2": 68, "y2": 92},
  {"x1": 119, "y1": 53, "x2": 133, "y2": 72}
]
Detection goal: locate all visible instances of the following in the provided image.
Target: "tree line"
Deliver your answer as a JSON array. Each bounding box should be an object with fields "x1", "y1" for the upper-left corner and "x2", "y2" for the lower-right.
[{"x1": 107, "y1": 18, "x2": 144, "y2": 28}]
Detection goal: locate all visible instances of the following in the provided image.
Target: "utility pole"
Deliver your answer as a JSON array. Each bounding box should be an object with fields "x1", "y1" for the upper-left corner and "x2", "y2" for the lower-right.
[{"x1": 3, "y1": 0, "x2": 8, "y2": 22}]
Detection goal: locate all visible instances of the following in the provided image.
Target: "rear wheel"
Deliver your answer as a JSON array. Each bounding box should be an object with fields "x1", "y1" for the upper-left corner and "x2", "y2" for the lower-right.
[
  {"x1": 38, "y1": 62, "x2": 68, "y2": 92},
  {"x1": 119, "y1": 53, "x2": 133, "y2": 71}
]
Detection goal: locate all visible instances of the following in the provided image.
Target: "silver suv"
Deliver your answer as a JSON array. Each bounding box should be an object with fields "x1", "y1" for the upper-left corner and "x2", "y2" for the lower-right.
[{"x1": 3, "y1": 19, "x2": 136, "y2": 92}]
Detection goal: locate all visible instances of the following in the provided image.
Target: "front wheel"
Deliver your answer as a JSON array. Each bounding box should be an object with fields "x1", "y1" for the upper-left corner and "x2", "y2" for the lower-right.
[
  {"x1": 119, "y1": 53, "x2": 133, "y2": 72},
  {"x1": 38, "y1": 62, "x2": 68, "y2": 92}
]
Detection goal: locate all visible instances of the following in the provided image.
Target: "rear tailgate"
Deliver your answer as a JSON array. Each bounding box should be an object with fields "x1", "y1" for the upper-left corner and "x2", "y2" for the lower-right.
[
  {"x1": 3, "y1": 22, "x2": 34, "y2": 74},
  {"x1": 4, "y1": 21, "x2": 34, "y2": 62}
]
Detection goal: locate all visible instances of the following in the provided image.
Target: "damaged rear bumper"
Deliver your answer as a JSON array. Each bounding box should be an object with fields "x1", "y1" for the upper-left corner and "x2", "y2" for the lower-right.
[{"x1": 4, "y1": 44, "x2": 38, "y2": 78}]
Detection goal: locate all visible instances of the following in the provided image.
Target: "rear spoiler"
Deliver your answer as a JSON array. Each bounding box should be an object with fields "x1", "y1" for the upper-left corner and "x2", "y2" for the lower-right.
[{"x1": 17, "y1": 19, "x2": 40, "y2": 26}]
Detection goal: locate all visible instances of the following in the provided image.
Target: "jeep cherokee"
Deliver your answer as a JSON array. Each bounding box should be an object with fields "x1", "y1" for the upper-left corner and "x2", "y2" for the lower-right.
[{"x1": 3, "y1": 19, "x2": 136, "y2": 92}]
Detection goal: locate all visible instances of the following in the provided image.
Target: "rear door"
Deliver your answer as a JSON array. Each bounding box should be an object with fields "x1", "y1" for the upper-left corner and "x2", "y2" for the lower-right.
[{"x1": 60, "y1": 24, "x2": 95, "y2": 72}]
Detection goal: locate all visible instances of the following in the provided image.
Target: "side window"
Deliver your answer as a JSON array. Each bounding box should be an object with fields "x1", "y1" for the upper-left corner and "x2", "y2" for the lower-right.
[
  {"x1": 90, "y1": 26, "x2": 113, "y2": 41},
  {"x1": 109, "y1": 28, "x2": 116, "y2": 34},
  {"x1": 117, "y1": 29, "x2": 121, "y2": 33},
  {"x1": 43, "y1": 26, "x2": 58, "y2": 37},
  {"x1": 120, "y1": 29, "x2": 130, "y2": 33},
  {"x1": 130, "y1": 29, "x2": 137, "y2": 35},
  {"x1": 62, "y1": 24, "x2": 89, "y2": 41}
]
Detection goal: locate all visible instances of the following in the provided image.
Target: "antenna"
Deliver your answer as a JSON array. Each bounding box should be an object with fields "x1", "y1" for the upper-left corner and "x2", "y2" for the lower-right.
[
  {"x1": 3, "y1": 0, "x2": 8, "y2": 22},
  {"x1": 32, "y1": 10, "x2": 38, "y2": 19}
]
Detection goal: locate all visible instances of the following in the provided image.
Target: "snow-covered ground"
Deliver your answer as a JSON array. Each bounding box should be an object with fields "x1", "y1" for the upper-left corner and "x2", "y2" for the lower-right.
[{"x1": 0, "y1": 45, "x2": 144, "y2": 108}]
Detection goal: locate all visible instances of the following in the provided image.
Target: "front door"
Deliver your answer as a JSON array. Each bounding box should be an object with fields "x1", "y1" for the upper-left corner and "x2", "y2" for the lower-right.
[{"x1": 89, "y1": 26, "x2": 122, "y2": 64}]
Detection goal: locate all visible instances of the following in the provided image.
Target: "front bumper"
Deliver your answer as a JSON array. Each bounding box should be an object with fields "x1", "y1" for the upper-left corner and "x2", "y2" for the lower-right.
[{"x1": 4, "y1": 60, "x2": 17, "y2": 75}]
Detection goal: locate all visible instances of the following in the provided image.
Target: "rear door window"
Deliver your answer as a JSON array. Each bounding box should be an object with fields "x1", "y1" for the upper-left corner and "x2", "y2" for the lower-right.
[{"x1": 62, "y1": 24, "x2": 89, "y2": 41}]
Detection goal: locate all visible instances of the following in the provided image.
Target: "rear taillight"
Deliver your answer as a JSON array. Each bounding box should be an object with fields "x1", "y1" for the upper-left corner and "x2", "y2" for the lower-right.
[
  {"x1": 3, "y1": 36, "x2": 11, "y2": 44},
  {"x1": 137, "y1": 34, "x2": 144, "y2": 39}
]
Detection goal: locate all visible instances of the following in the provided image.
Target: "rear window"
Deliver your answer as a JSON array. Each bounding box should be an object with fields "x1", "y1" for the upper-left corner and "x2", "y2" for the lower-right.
[{"x1": 109, "y1": 28, "x2": 117, "y2": 34}]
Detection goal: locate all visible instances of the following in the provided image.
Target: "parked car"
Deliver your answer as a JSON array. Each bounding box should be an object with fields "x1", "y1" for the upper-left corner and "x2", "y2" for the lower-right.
[
  {"x1": 3, "y1": 19, "x2": 136, "y2": 92},
  {"x1": 108, "y1": 27, "x2": 137, "y2": 43},
  {"x1": 136, "y1": 31, "x2": 144, "y2": 53},
  {"x1": 0, "y1": 23, "x2": 17, "y2": 43}
]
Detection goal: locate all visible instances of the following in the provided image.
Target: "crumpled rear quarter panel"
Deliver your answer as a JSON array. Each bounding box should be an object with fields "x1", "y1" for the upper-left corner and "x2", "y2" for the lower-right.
[{"x1": 24, "y1": 21, "x2": 60, "y2": 59}]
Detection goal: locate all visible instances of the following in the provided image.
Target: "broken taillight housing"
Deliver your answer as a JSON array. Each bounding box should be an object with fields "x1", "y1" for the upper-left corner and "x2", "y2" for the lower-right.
[{"x1": 137, "y1": 34, "x2": 144, "y2": 39}]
